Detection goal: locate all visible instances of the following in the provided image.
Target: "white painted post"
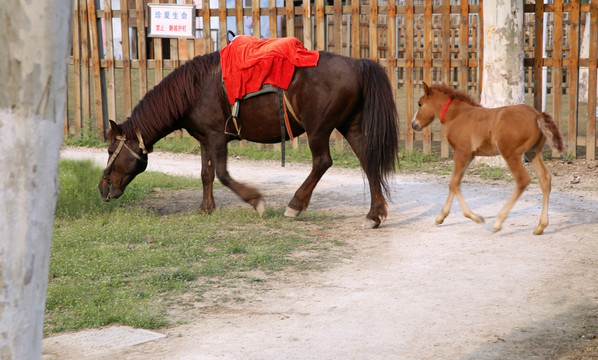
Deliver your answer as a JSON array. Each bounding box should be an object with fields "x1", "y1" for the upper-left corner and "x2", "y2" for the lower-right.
[
  {"x1": 0, "y1": 1, "x2": 73, "y2": 359},
  {"x1": 478, "y1": 0, "x2": 524, "y2": 167}
]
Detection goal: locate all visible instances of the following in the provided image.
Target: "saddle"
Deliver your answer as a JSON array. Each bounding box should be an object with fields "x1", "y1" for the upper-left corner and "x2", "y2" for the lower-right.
[{"x1": 220, "y1": 33, "x2": 319, "y2": 166}]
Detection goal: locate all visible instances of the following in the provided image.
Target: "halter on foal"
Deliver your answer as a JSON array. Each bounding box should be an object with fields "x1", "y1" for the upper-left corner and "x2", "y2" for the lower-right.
[{"x1": 411, "y1": 82, "x2": 564, "y2": 235}]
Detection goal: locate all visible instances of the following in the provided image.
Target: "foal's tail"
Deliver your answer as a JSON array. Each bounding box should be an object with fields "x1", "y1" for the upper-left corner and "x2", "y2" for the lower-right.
[
  {"x1": 356, "y1": 59, "x2": 399, "y2": 198},
  {"x1": 538, "y1": 112, "x2": 564, "y2": 153}
]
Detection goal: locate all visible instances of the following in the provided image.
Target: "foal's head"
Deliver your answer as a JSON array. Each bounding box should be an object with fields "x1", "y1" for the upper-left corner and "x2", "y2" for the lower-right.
[{"x1": 411, "y1": 82, "x2": 478, "y2": 131}]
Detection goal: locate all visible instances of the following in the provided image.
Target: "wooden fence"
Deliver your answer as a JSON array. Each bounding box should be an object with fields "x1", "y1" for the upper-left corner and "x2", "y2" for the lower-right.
[{"x1": 68, "y1": 0, "x2": 598, "y2": 160}]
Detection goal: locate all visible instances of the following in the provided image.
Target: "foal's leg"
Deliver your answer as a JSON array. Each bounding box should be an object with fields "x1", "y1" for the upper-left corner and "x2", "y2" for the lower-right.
[
  {"x1": 529, "y1": 154, "x2": 552, "y2": 235},
  {"x1": 209, "y1": 139, "x2": 266, "y2": 216},
  {"x1": 198, "y1": 144, "x2": 216, "y2": 213},
  {"x1": 285, "y1": 133, "x2": 333, "y2": 218},
  {"x1": 342, "y1": 127, "x2": 387, "y2": 228},
  {"x1": 437, "y1": 152, "x2": 485, "y2": 225},
  {"x1": 492, "y1": 154, "x2": 531, "y2": 232}
]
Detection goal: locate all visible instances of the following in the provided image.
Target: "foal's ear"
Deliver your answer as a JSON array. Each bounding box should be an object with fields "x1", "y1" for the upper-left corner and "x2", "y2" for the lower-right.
[
  {"x1": 109, "y1": 120, "x2": 122, "y2": 135},
  {"x1": 422, "y1": 82, "x2": 430, "y2": 95}
]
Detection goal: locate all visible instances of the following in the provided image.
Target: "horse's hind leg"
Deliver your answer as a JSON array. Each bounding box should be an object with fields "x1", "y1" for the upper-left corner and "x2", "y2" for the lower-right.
[
  {"x1": 285, "y1": 133, "x2": 333, "y2": 218},
  {"x1": 342, "y1": 127, "x2": 387, "y2": 228},
  {"x1": 529, "y1": 153, "x2": 552, "y2": 235},
  {"x1": 492, "y1": 154, "x2": 531, "y2": 232}
]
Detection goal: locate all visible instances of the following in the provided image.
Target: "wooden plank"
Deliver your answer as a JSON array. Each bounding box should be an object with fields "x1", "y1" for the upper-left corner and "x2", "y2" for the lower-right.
[
  {"x1": 136, "y1": 0, "x2": 148, "y2": 98},
  {"x1": 152, "y1": 0, "x2": 163, "y2": 85},
  {"x1": 552, "y1": 0, "x2": 563, "y2": 158},
  {"x1": 369, "y1": 0, "x2": 378, "y2": 60},
  {"x1": 404, "y1": 0, "x2": 414, "y2": 151},
  {"x1": 458, "y1": 0, "x2": 469, "y2": 90},
  {"x1": 350, "y1": 0, "x2": 359, "y2": 58},
  {"x1": 285, "y1": 0, "x2": 294, "y2": 38},
  {"x1": 316, "y1": 0, "x2": 325, "y2": 50},
  {"x1": 423, "y1": 0, "x2": 433, "y2": 153},
  {"x1": 440, "y1": 0, "x2": 451, "y2": 158},
  {"x1": 219, "y1": 0, "x2": 227, "y2": 46},
  {"x1": 587, "y1": 0, "x2": 598, "y2": 160},
  {"x1": 477, "y1": 0, "x2": 483, "y2": 98},
  {"x1": 169, "y1": 0, "x2": 180, "y2": 68},
  {"x1": 387, "y1": 0, "x2": 396, "y2": 83},
  {"x1": 533, "y1": 0, "x2": 543, "y2": 111},
  {"x1": 71, "y1": 0, "x2": 82, "y2": 135},
  {"x1": 236, "y1": 0, "x2": 244, "y2": 35},
  {"x1": 568, "y1": 1, "x2": 580, "y2": 157},
  {"x1": 80, "y1": 0, "x2": 91, "y2": 129},
  {"x1": 252, "y1": 0, "x2": 261, "y2": 39},
  {"x1": 121, "y1": 0, "x2": 132, "y2": 116},
  {"x1": 269, "y1": 0, "x2": 278, "y2": 38},
  {"x1": 104, "y1": 0, "x2": 117, "y2": 123},
  {"x1": 184, "y1": 0, "x2": 195, "y2": 59},
  {"x1": 303, "y1": 0, "x2": 312, "y2": 49},
  {"x1": 87, "y1": 0, "x2": 104, "y2": 135},
  {"x1": 203, "y1": 0, "x2": 212, "y2": 53},
  {"x1": 333, "y1": 0, "x2": 342, "y2": 54}
]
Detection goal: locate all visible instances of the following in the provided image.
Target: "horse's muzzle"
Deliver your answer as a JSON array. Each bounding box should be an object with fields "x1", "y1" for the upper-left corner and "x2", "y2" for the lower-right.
[
  {"x1": 411, "y1": 118, "x2": 422, "y2": 132},
  {"x1": 98, "y1": 179, "x2": 122, "y2": 202}
]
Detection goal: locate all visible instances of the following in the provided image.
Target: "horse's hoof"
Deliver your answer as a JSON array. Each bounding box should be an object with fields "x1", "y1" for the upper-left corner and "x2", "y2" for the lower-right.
[
  {"x1": 284, "y1": 206, "x2": 300, "y2": 218},
  {"x1": 435, "y1": 216, "x2": 445, "y2": 225},
  {"x1": 254, "y1": 199, "x2": 266, "y2": 217},
  {"x1": 492, "y1": 222, "x2": 502, "y2": 233},
  {"x1": 472, "y1": 215, "x2": 485, "y2": 224},
  {"x1": 362, "y1": 218, "x2": 380, "y2": 229},
  {"x1": 533, "y1": 227, "x2": 544, "y2": 235}
]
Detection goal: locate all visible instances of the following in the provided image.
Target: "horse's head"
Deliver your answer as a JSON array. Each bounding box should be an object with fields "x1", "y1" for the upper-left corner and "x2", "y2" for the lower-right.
[
  {"x1": 98, "y1": 120, "x2": 148, "y2": 201},
  {"x1": 411, "y1": 82, "x2": 449, "y2": 131}
]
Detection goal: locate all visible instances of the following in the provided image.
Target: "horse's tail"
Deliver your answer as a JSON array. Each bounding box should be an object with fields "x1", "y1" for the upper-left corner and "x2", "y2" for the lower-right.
[
  {"x1": 355, "y1": 59, "x2": 399, "y2": 198},
  {"x1": 538, "y1": 112, "x2": 564, "y2": 153}
]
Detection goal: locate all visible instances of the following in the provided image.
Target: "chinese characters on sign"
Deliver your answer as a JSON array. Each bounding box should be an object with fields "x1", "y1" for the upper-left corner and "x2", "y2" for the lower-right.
[{"x1": 148, "y1": 4, "x2": 196, "y2": 39}]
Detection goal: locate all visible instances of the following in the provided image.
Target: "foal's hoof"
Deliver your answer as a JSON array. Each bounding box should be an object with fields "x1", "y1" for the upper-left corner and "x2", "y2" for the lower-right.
[
  {"x1": 533, "y1": 226, "x2": 545, "y2": 235},
  {"x1": 254, "y1": 199, "x2": 266, "y2": 217},
  {"x1": 284, "y1": 206, "x2": 301, "y2": 218},
  {"x1": 492, "y1": 221, "x2": 502, "y2": 233}
]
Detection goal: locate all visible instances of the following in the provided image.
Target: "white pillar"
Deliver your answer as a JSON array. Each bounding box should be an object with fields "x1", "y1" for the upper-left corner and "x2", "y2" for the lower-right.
[
  {"x1": 478, "y1": 0, "x2": 524, "y2": 167},
  {"x1": 0, "y1": 1, "x2": 72, "y2": 359},
  {"x1": 480, "y1": 0, "x2": 525, "y2": 108}
]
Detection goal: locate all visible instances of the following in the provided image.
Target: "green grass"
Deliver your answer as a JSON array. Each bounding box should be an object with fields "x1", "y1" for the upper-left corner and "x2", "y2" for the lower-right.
[{"x1": 48, "y1": 160, "x2": 336, "y2": 333}]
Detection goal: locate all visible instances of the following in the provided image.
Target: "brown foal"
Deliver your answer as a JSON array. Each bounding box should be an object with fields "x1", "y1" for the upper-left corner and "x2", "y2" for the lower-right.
[{"x1": 411, "y1": 82, "x2": 564, "y2": 235}]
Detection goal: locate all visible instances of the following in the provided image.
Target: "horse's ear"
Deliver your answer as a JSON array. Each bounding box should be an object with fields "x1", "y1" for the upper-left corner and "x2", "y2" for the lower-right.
[
  {"x1": 423, "y1": 82, "x2": 430, "y2": 95},
  {"x1": 109, "y1": 120, "x2": 121, "y2": 135}
]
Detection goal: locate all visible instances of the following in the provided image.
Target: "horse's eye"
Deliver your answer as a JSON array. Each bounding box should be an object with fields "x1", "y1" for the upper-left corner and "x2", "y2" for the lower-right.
[{"x1": 418, "y1": 102, "x2": 422, "y2": 107}]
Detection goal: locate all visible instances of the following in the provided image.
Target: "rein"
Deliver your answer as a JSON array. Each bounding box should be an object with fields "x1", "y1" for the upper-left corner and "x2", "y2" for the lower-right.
[
  {"x1": 104, "y1": 130, "x2": 148, "y2": 171},
  {"x1": 440, "y1": 98, "x2": 452, "y2": 124}
]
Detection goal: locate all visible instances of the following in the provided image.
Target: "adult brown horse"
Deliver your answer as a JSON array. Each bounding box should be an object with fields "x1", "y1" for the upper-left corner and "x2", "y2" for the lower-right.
[
  {"x1": 98, "y1": 51, "x2": 399, "y2": 228},
  {"x1": 411, "y1": 82, "x2": 564, "y2": 235}
]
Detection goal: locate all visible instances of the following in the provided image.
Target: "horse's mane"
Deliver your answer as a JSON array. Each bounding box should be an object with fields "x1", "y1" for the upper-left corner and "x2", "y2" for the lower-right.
[
  {"x1": 108, "y1": 52, "x2": 223, "y2": 145},
  {"x1": 428, "y1": 83, "x2": 480, "y2": 107}
]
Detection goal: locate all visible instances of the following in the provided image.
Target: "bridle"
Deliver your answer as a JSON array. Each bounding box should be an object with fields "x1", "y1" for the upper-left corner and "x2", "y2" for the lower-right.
[{"x1": 103, "y1": 130, "x2": 148, "y2": 174}]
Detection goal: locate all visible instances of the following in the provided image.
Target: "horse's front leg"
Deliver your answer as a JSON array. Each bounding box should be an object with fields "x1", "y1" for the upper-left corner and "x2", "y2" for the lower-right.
[
  {"x1": 438, "y1": 152, "x2": 484, "y2": 225},
  {"x1": 198, "y1": 144, "x2": 216, "y2": 214},
  {"x1": 285, "y1": 138, "x2": 332, "y2": 218},
  {"x1": 210, "y1": 140, "x2": 266, "y2": 216}
]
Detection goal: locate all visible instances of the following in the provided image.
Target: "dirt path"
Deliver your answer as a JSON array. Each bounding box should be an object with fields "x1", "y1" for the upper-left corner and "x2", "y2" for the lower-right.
[{"x1": 45, "y1": 147, "x2": 598, "y2": 359}]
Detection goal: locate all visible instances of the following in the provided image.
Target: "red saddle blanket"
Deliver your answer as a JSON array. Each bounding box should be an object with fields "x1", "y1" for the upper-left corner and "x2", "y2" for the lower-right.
[{"x1": 220, "y1": 35, "x2": 320, "y2": 105}]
